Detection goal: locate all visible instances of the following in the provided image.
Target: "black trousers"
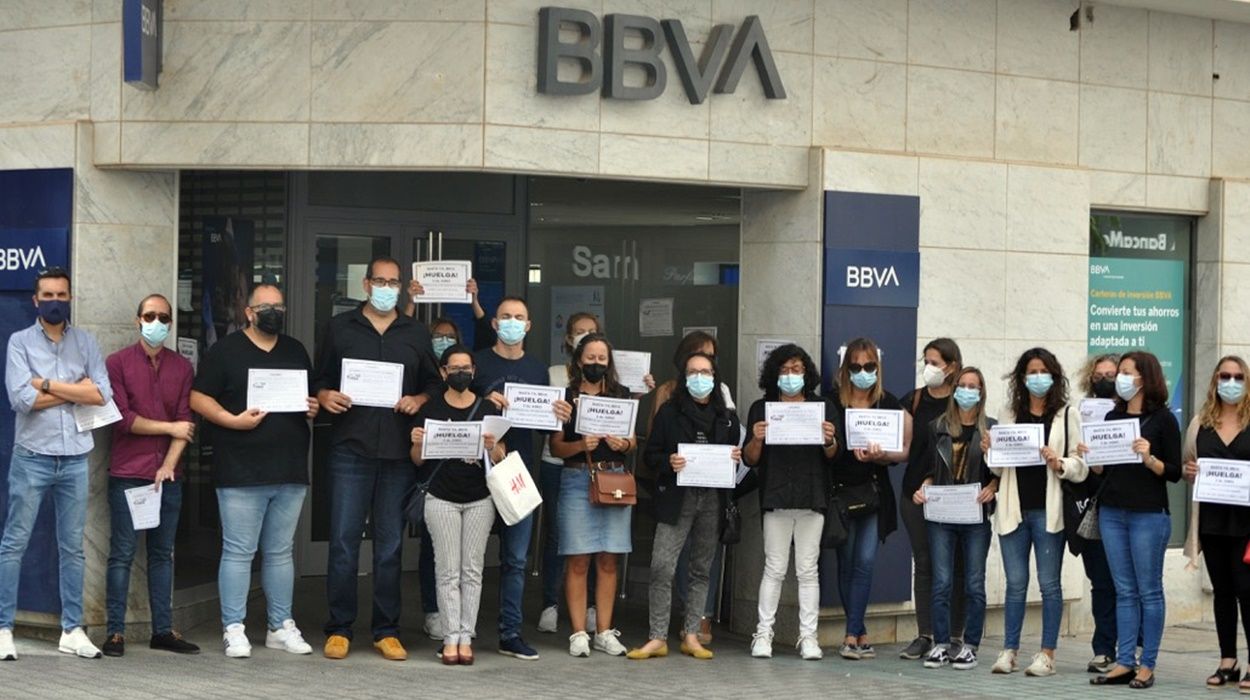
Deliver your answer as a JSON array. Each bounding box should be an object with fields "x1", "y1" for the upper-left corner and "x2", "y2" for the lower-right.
[{"x1": 1201, "y1": 533, "x2": 1250, "y2": 660}]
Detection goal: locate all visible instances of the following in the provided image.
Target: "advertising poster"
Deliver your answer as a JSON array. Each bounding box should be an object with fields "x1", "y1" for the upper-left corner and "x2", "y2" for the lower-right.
[
  {"x1": 201, "y1": 216, "x2": 254, "y2": 350},
  {"x1": 549, "y1": 285, "x2": 605, "y2": 365}
]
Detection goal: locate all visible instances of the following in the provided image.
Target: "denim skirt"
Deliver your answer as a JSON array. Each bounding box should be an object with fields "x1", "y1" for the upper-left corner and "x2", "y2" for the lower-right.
[{"x1": 557, "y1": 466, "x2": 633, "y2": 555}]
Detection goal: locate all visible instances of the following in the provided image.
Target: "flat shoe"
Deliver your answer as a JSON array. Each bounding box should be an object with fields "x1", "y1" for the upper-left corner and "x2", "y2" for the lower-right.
[
  {"x1": 625, "y1": 644, "x2": 668, "y2": 660},
  {"x1": 1129, "y1": 675, "x2": 1155, "y2": 689},
  {"x1": 1091, "y1": 672, "x2": 1134, "y2": 686},
  {"x1": 680, "y1": 641, "x2": 713, "y2": 660}
]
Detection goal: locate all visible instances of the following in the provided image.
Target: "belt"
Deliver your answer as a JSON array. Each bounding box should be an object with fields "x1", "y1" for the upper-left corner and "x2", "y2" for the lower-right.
[{"x1": 570, "y1": 461, "x2": 625, "y2": 470}]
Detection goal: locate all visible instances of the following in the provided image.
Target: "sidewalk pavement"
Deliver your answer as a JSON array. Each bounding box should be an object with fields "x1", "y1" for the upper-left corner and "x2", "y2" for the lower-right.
[{"x1": 0, "y1": 573, "x2": 1232, "y2": 699}]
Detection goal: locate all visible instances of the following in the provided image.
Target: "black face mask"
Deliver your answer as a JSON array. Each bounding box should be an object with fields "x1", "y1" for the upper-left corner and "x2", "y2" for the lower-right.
[
  {"x1": 582, "y1": 363, "x2": 608, "y2": 383},
  {"x1": 446, "y1": 371, "x2": 474, "y2": 392},
  {"x1": 253, "y1": 308, "x2": 285, "y2": 335},
  {"x1": 1092, "y1": 378, "x2": 1116, "y2": 399}
]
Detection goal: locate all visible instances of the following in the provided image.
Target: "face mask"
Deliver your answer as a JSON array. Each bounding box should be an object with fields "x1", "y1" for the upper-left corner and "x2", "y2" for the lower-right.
[
  {"x1": 1092, "y1": 378, "x2": 1116, "y2": 399},
  {"x1": 1115, "y1": 373, "x2": 1140, "y2": 401},
  {"x1": 569, "y1": 332, "x2": 589, "y2": 351},
  {"x1": 582, "y1": 363, "x2": 608, "y2": 383},
  {"x1": 686, "y1": 373, "x2": 715, "y2": 400},
  {"x1": 850, "y1": 370, "x2": 877, "y2": 390},
  {"x1": 446, "y1": 370, "x2": 473, "y2": 393},
  {"x1": 777, "y1": 373, "x2": 805, "y2": 396},
  {"x1": 37, "y1": 299, "x2": 69, "y2": 325},
  {"x1": 922, "y1": 363, "x2": 946, "y2": 389},
  {"x1": 140, "y1": 320, "x2": 170, "y2": 347},
  {"x1": 369, "y1": 284, "x2": 399, "y2": 313},
  {"x1": 953, "y1": 387, "x2": 981, "y2": 410},
  {"x1": 1025, "y1": 373, "x2": 1053, "y2": 398},
  {"x1": 253, "y1": 307, "x2": 285, "y2": 336},
  {"x1": 1219, "y1": 379, "x2": 1246, "y2": 405},
  {"x1": 497, "y1": 318, "x2": 527, "y2": 346},
  {"x1": 432, "y1": 336, "x2": 456, "y2": 359}
]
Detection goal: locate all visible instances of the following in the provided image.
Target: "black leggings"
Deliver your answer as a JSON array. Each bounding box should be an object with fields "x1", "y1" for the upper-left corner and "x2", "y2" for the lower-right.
[{"x1": 1201, "y1": 534, "x2": 1250, "y2": 660}]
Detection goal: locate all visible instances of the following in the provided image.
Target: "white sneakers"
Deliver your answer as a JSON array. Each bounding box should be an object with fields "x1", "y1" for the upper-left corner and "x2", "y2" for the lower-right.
[
  {"x1": 423, "y1": 612, "x2": 442, "y2": 641},
  {"x1": 265, "y1": 620, "x2": 312, "y2": 655},
  {"x1": 1024, "y1": 651, "x2": 1057, "y2": 677},
  {"x1": 750, "y1": 631, "x2": 773, "y2": 658},
  {"x1": 991, "y1": 649, "x2": 1017, "y2": 674},
  {"x1": 797, "y1": 636, "x2": 822, "y2": 661},
  {"x1": 0, "y1": 629, "x2": 16, "y2": 661},
  {"x1": 568, "y1": 631, "x2": 590, "y2": 658},
  {"x1": 58, "y1": 627, "x2": 101, "y2": 658},
  {"x1": 592, "y1": 629, "x2": 627, "y2": 656},
  {"x1": 223, "y1": 623, "x2": 252, "y2": 658},
  {"x1": 537, "y1": 605, "x2": 558, "y2": 634}
]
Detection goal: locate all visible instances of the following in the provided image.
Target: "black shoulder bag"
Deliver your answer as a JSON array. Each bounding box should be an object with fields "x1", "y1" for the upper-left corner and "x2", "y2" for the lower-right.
[{"x1": 403, "y1": 397, "x2": 484, "y2": 531}]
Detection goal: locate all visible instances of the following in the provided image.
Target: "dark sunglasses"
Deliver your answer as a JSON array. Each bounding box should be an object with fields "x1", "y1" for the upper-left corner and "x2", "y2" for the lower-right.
[
  {"x1": 140, "y1": 311, "x2": 172, "y2": 324},
  {"x1": 848, "y1": 362, "x2": 878, "y2": 373},
  {"x1": 1219, "y1": 372, "x2": 1246, "y2": 382}
]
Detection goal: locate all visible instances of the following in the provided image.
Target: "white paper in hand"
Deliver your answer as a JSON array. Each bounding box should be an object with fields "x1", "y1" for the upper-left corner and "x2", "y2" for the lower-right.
[
  {"x1": 74, "y1": 400, "x2": 123, "y2": 433},
  {"x1": 482, "y1": 415, "x2": 512, "y2": 441},
  {"x1": 125, "y1": 485, "x2": 161, "y2": 530}
]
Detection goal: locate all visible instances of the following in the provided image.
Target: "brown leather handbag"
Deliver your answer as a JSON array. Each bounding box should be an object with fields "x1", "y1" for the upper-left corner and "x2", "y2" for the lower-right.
[{"x1": 585, "y1": 450, "x2": 636, "y2": 506}]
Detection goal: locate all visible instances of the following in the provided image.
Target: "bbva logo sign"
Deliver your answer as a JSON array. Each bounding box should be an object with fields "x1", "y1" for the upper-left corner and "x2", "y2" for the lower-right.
[
  {"x1": 537, "y1": 6, "x2": 786, "y2": 104},
  {"x1": 845, "y1": 265, "x2": 900, "y2": 288}
]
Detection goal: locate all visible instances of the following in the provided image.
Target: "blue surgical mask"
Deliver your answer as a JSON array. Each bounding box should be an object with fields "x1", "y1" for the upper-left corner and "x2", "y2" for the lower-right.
[
  {"x1": 432, "y1": 336, "x2": 456, "y2": 360},
  {"x1": 777, "y1": 373, "x2": 805, "y2": 396},
  {"x1": 850, "y1": 370, "x2": 877, "y2": 390},
  {"x1": 1219, "y1": 379, "x2": 1246, "y2": 404},
  {"x1": 686, "y1": 373, "x2": 715, "y2": 400},
  {"x1": 953, "y1": 387, "x2": 981, "y2": 410},
  {"x1": 1025, "y1": 373, "x2": 1053, "y2": 397},
  {"x1": 1115, "y1": 372, "x2": 1140, "y2": 401},
  {"x1": 497, "y1": 318, "x2": 527, "y2": 345},
  {"x1": 140, "y1": 320, "x2": 170, "y2": 348},
  {"x1": 370, "y1": 284, "x2": 399, "y2": 313}
]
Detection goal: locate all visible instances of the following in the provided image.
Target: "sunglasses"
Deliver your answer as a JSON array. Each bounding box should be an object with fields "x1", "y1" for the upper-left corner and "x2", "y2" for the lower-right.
[
  {"x1": 1219, "y1": 372, "x2": 1246, "y2": 382},
  {"x1": 140, "y1": 311, "x2": 172, "y2": 324},
  {"x1": 848, "y1": 362, "x2": 878, "y2": 373}
]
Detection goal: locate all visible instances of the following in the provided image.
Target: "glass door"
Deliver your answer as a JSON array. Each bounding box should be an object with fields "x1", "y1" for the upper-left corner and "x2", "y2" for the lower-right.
[{"x1": 408, "y1": 225, "x2": 523, "y2": 350}]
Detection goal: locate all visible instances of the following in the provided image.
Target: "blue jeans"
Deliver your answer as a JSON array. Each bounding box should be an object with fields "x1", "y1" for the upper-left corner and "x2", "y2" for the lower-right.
[
  {"x1": 217, "y1": 484, "x2": 306, "y2": 629},
  {"x1": 107, "y1": 477, "x2": 182, "y2": 636},
  {"x1": 539, "y1": 460, "x2": 564, "y2": 608},
  {"x1": 928, "y1": 520, "x2": 991, "y2": 647},
  {"x1": 835, "y1": 512, "x2": 878, "y2": 637},
  {"x1": 1081, "y1": 538, "x2": 1119, "y2": 657},
  {"x1": 1000, "y1": 510, "x2": 1064, "y2": 650},
  {"x1": 498, "y1": 510, "x2": 534, "y2": 640},
  {"x1": 0, "y1": 446, "x2": 87, "y2": 631},
  {"x1": 1099, "y1": 506, "x2": 1170, "y2": 670},
  {"x1": 324, "y1": 448, "x2": 415, "y2": 640},
  {"x1": 419, "y1": 526, "x2": 437, "y2": 615}
]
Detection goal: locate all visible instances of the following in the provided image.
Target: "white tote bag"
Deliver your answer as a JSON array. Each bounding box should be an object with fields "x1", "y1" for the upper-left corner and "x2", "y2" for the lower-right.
[{"x1": 486, "y1": 451, "x2": 543, "y2": 526}]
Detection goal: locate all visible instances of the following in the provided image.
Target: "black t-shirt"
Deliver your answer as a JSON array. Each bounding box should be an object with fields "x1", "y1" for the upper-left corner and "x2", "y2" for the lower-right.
[
  {"x1": 471, "y1": 348, "x2": 549, "y2": 470},
  {"x1": 192, "y1": 331, "x2": 312, "y2": 487},
  {"x1": 902, "y1": 387, "x2": 950, "y2": 494},
  {"x1": 1197, "y1": 425, "x2": 1250, "y2": 536},
  {"x1": 831, "y1": 392, "x2": 903, "y2": 486},
  {"x1": 1015, "y1": 412, "x2": 1053, "y2": 512},
  {"x1": 414, "y1": 392, "x2": 500, "y2": 504},
  {"x1": 745, "y1": 396, "x2": 837, "y2": 511},
  {"x1": 560, "y1": 385, "x2": 633, "y2": 463},
  {"x1": 1097, "y1": 406, "x2": 1182, "y2": 512}
]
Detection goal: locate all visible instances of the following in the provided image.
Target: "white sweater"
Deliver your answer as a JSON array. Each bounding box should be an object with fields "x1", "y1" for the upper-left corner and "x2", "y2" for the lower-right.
[{"x1": 990, "y1": 405, "x2": 1089, "y2": 536}]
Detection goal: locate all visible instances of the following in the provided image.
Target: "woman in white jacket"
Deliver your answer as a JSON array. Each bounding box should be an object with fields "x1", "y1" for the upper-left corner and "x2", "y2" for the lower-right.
[{"x1": 984, "y1": 347, "x2": 1087, "y2": 678}]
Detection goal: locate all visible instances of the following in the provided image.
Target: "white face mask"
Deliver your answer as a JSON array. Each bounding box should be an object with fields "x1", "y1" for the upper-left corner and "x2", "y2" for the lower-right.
[
  {"x1": 569, "y1": 331, "x2": 589, "y2": 350},
  {"x1": 922, "y1": 363, "x2": 946, "y2": 389}
]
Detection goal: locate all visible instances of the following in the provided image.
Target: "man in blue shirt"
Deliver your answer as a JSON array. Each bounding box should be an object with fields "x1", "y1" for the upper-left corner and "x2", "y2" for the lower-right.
[{"x1": 0, "y1": 267, "x2": 112, "y2": 661}]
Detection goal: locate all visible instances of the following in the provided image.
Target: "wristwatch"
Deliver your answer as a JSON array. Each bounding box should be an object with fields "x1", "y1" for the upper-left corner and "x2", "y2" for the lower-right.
[{"x1": 41, "y1": 378, "x2": 50, "y2": 393}]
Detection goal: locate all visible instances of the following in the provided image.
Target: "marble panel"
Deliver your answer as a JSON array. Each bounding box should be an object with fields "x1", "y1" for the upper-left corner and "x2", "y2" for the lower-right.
[
  {"x1": 1147, "y1": 93, "x2": 1212, "y2": 177},
  {"x1": 1222, "y1": 181, "x2": 1250, "y2": 264},
  {"x1": 1089, "y1": 171, "x2": 1147, "y2": 208},
  {"x1": 0, "y1": 25, "x2": 91, "y2": 123},
  {"x1": 1006, "y1": 164, "x2": 1088, "y2": 255},
  {"x1": 1222, "y1": 262, "x2": 1250, "y2": 345},
  {"x1": 1079, "y1": 3, "x2": 1148, "y2": 89},
  {"x1": 741, "y1": 163, "x2": 821, "y2": 244},
  {"x1": 812, "y1": 57, "x2": 906, "y2": 151},
  {"x1": 1194, "y1": 261, "x2": 1221, "y2": 345},
  {"x1": 1148, "y1": 11, "x2": 1213, "y2": 97},
  {"x1": 707, "y1": 51, "x2": 812, "y2": 147},
  {"x1": 167, "y1": 0, "x2": 313, "y2": 20},
  {"x1": 484, "y1": 21, "x2": 599, "y2": 130},
  {"x1": 120, "y1": 122, "x2": 310, "y2": 166},
  {"x1": 90, "y1": 121, "x2": 121, "y2": 166},
  {"x1": 813, "y1": 0, "x2": 907, "y2": 63},
  {"x1": 709, "y1": 141, "x2": 810, "y2": 188},
  {"x1": 1003, "y1": 252, "x2": 1087, "y2": 341},
  {"x1": 0, "y1": 0, "x2": 90, "y2": 31},
  {"x1": 309, "y1": 123, "x2": 482, "y2": 167},
  {"x1": 995, "y1": 76, "x2": 1079, "y2": 165},
  {"x1": 1079, "y1": 85, "x2": 1147, "y2": 173},
  {"x1": 1145, "y1": 174, "x2": 1210, "y2": 213},
  {"x1": 488, "y1": 0, "x2": 600, "y2": 26},
  {"x1": 711, "y1": 0, "x2": 814, "y2": 55},
  {"x1": 483, "y1": 125, "x2": 599, "y2": 175},
  {"x1": 0, "y1": 124, "x2": 76, "y2": 170},
  {"x1": 908, "y1": 0, "x2": 996, "y2": 72},
  {"x1": 90, "y1": 20, "x2": 120, "y2": 122},
  {"x1": 906, "y1": 67, "x2": 995, "y2": 158},
  {"x1": 1214, "y1": 20, "x2": 1250, "y2": 101},
  {"x1": 917, "y1": 158, "x2": 1006, "y2": 251},
  {"x1": 995, "y1": 0, "x2": 1078, "y2": 81},
  {"x1": 598, "y1": 133, "x2": 707, "y2": 180},
  {"x1": 739, "y1": 241, "x2": 823, "y2": 337},
  {"x1": 822, "y1": 149, "x2": 918, "y2": 195},
  {"x1": 73, "y1": 225, "x2": 177, "y2": 327},
  {"x1": 1212, "y1": 99, "x2": 1250, "y2": 180},
  {"x1": 76, "y1": 123, "x2": 177, "y2": 226},
  {"x1": 916, "y1": 248, "x2": 1005, "y2": 340}
]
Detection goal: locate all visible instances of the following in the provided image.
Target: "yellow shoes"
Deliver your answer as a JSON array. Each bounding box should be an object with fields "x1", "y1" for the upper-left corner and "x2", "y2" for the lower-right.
[
  {"x1": 680, "y1": 641, "x2": 714, "y2": 660},
  {"x1": 323, "y1": 634, "x2": 350, "y2": 659},
  {"x1": 626, "y1": 643, "x2": 669, "y2": 660},
  {"x1": 374, "y1": 636, "x2": 408, "y2": 661}
]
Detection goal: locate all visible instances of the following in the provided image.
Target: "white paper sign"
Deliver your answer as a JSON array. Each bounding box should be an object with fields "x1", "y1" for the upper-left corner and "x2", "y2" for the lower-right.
[
  {"x1": 246, "y1": 369, "x2": 308, "y2": 412},
  {"x1": 502, "y1": 383, "x2": 564, "y2": 431},
  {"x1": 74, "y1": 400, "x2": 123, "y2": 433},
  {"x1": 676, "y1": 443, "x2": 737, "y2": 488},
  {"x1": 1079, "y1": 398, "x2": 1116, "y2": 425},
  {"x1": 987, "y1": 424, "x2": 1046, "y2": 468},
  {"x1": 755, "y1": 339, "x2": 795, "y2": 379},
  {"x1": 412, "y1": 260, "x2": 472, "y2": 304},
  {"x1": 613, "y1": 350, "x2": 651, "y2": 394},
  {"x1": 764, "y1": 401, "x2": 825, "y2": 445},
  {"x1": 1081, "y1": 418, "x2": 1142, "y2": 465},
  {"x1": 176, "y1": 337, "x2": 198, "y2": 370},
  {"x1": 340, "y1": 358, "x2": 404, "y2": 408},
  {"x1": 922, "y1": 483, "x2": 983, "y2": 524},
  {"x1": 1194, "y1": 458, "x2": 1250, "y2": 506},
  {"x1": 482, "y1": 415, "x2": 512, "y2": 442},
  {"x1": 125, "y1": 484, "x2": 162, "y2": 530},
  {"x1": 639, "y1": 297, "x2": 674, "y2": 337},
  {"x1": 844, "y1": 408, "x2": 904, "y2": 452},
  {"x1": 421, "y1": 419, "x2": 485, "y2": 461},
  {"x1": 574, "y1": 395, "x2": 639, "y2": 438},
  {"x1": 682, "y1": 326, "x2": 717, "y2": 338}
]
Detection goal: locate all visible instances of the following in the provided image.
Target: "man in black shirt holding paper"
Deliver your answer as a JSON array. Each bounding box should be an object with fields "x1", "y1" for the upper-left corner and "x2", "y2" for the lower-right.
[{"x1": 314, "y1": 257, "x2": 440, "y2": 661}]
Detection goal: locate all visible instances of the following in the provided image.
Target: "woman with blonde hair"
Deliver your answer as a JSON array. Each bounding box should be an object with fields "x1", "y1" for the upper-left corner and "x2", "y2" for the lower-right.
[{"x1": 1183, "y1": 356, "x2": 1250, "y2": 692}]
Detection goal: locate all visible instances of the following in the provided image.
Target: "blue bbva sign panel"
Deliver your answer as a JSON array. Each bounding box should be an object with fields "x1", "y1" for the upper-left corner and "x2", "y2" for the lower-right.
[
  {"x1": 123, "y1": 0, "x2": 162, "y2": 89},
  {"x1": 820, "y1": 191, "x2": 921, "y2": 607}
]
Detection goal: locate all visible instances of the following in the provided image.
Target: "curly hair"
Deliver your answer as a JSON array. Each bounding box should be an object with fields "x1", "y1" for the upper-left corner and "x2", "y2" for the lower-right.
[
  {"x1": 1006, "y1": 347, "x2": 1068, "y2": 420},
  {"x1": 1077, "y1": 352, "x2": 1120, "y2": 397},
  {"x1": 670, "y1": 351, "x2": 730, "y2": 413},
  {"x1": 757, "y1": 343, "x2": 821, "y2": 401}
]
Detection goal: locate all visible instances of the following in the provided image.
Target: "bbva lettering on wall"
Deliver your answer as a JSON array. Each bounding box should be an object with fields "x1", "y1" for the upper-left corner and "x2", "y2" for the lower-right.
[
  {"x1": 823, "y1": 247, "x2": 920, "y2": 309},
  {"x1": 0, "y1": 229, "x2": 69, "y2": 292},
  {"x1": 537, "y1": 7, "x2": 786, "y2": 104}
]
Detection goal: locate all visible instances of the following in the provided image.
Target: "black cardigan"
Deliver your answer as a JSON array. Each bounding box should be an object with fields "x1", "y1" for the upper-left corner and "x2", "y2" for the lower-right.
[{"x1": 644, "y1": 396, "x2": 741, "y2": 526}]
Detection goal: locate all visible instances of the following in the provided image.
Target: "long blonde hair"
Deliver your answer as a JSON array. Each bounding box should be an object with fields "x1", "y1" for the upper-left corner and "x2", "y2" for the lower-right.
[
  {"x1": 1199, "y1": 355, "x2": 1250, "y2": 431},
  {"x1": 943, "y1": 367, "x2": 988, "y2": 437},
  {"x1": 1078, "y1": 353, "x2": 1119, "y2": 396},
  {"x1": 837, "y1": 337, "x2": 884, "y2": 407}
]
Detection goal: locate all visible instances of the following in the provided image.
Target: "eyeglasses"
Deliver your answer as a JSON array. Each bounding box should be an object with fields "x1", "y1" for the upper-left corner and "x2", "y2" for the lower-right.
[
  {"x1": 687, "y1": 370, "x2": 714, "y2": 378},
  {"x1": 369, "y1": 277, "x2": 402, "y2": 289},
  {"x1": 250, "y1": 304, "x2": 286, "y2": 313},
  {"x1": 140, "y1": 311, "x2": 172, "y2": 324},
  {"x1": 1220, "y1": 372, "x2": 1246, "y2": 382},
  {"x1": 848, "y1": 362, "x2": 878, "y2": 373},
  {"x1": 432, "y1": 334, "x2": 457, "y2": 341},
  {"x1": 444, "y1": 365, "x2": 473, "y2": 373}
]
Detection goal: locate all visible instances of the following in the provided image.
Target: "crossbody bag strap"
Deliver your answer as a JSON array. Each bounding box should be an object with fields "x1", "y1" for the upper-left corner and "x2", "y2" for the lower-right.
[{"x1": 425, "y1": 396, "x2": 486, "y2": 484}]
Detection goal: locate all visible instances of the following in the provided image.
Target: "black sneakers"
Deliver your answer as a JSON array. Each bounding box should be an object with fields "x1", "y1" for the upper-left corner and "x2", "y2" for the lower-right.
[
  {"x1": 150, "y1": 631, "x2": 201, "y2": 654},
  {"x1": 102, "y1": 634, "x2": 125, "y2": 658},
  {"x1": 900, "y1": 635, "x2": 933, "y2": 660}
]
